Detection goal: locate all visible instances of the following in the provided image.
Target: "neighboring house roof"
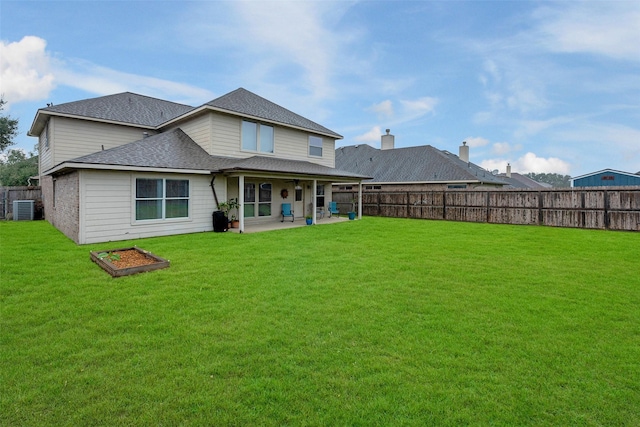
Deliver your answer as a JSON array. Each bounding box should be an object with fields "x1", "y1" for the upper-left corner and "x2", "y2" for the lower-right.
[
  {"x1": 571, "y1": 168, "x2": 640, "y2": 181},
  {"x1": 335, "y1": 144, "x2": 508, "y2": 185},
  {"x1": 203, "y1": 88, "x2": 343, "y2": 139},
  {"x1": 571, "y1": 168, "x2": 640, "y2": 187},
  {"x1": 51, "y1": 129, "x2": 365, "y2": 181},
  {"x1": 497, "y1": 172, "x2": 550, "y2": 189},
  {"x1": 29, "y1": 92, "x2": 194, "y2": 135}
]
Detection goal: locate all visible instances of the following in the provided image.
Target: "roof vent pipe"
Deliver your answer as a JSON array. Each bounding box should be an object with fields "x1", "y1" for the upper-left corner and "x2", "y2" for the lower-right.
[
  {"x1": 381, "y1": 129, "x2": 395, "y2": 150},
  {"x1": 459, "y1": 141, "x2": 469, "y2": 163},
  {"x1": 143, "y1": 132, "x2": 150, "y2": 138}
]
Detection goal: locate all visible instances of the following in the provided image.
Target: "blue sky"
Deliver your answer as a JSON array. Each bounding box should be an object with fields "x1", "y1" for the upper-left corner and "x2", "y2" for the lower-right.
[{"x1": 1, "y1": 0, "x2": 639, "y2": 176}]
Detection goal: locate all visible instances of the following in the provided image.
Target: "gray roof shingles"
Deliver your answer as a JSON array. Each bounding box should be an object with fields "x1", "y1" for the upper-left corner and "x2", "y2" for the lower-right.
[
  {"x1": 70, "y1": 129, "x2": 221, "y2": 171},
  {"x1": 335, "y1": 144, "x2": 508, "y2": 185},
  {"x1": 40, "y1": 92, "x2": 194, "y2": 127},
  {"x1": 206, "y1": 88, "x2": 342, "y2": 138},
  {"x1": 67, "y1": 129, "x2": 365, "y2": 180}
]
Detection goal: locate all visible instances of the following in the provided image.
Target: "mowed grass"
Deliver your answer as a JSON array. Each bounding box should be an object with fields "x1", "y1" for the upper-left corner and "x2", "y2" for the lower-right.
[{"x1": 1, "y1": 218, "x2": 639, "y2": 426}]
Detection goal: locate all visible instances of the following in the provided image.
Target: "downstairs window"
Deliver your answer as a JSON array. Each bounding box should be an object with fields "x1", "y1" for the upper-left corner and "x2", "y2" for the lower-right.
[{"x1": 135, "y1": 178, "x2": 189, "y2": 221}]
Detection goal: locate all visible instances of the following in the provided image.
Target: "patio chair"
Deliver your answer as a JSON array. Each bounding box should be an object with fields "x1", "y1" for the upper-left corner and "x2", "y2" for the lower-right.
[
  {"x1": 328, "y1": 201, "x2": 340, "y2": 217},
  {"x1": 281, "y1": 203, "x2": 294, "y2": 222}
]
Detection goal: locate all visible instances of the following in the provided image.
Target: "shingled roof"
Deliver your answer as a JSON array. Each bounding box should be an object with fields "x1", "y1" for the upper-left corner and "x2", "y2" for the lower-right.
[
  {"x1": 61, "y1": 129, "x2": 221, "y2": 172},
  {"x1": 29, "y1": 92, "x2": 194, "y2": 135},
  {"x1": 205, "y1": 88, "x2": 342, "y2": 139},
  {"x1": 52, "y1": 129, "x2": 365, "y2": 181},
  {"x1": 335, "y1": 144, "x2": 508, "y2": 185}
]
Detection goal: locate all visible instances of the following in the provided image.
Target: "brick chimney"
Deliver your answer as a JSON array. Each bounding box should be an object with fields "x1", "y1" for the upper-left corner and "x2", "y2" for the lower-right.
[
  {"x1": 381, "y1": 129, "x2": 395, "y2": 150},
  {"x1": 459, "y1": 141, "x2": 469, "y2": 162}
]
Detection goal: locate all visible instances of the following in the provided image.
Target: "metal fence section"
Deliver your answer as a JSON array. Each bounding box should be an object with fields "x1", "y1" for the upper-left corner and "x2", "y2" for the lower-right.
[{"x1": 333, "y1": 186, "x2": 640, "y2": 231}]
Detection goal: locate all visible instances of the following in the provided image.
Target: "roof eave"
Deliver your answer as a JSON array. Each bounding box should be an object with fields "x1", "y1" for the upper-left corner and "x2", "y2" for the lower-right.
[
  {"x1": 28, "y1": 109, "x2": 157, "y2": 137},
  {"x1": 43, "y1": 162, "x2": 214, "y2": 176}
]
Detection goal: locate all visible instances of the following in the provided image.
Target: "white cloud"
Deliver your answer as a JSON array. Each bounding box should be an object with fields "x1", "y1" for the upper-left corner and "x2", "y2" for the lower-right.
[
  {"x1": 0, "y1": 36, "x2": 214, "y2": 107},
  {"x1": 400, "y1": 97, "x2": 438, "y2": 117},
  {"x1": 463, "y1": 136, "x2": 490, "y2": 148},
  {"x1": 492, "y1": 142, "x2": 522, "y2": 156},
  {"x1": 481, "y1": 152, "x2": 571, "y2": 175},
  {"x1": 54, "y1": 59, "x2": 214, "y2": 105},
  {"x1": 514, "y1": 152, "x2": 571, "y2": 174},
  {"x1": 355, "y1": 126, "x2": 382, "y2": 143},
  {"x1": 0, "y1": 36, "x2": 55, "y2": 106},
  {"x1": 534, "y1": 2, "x2": 640, "y2": 61},
  {"x1": 368, "y1": 100, "x2": 394, "y2": 119}
]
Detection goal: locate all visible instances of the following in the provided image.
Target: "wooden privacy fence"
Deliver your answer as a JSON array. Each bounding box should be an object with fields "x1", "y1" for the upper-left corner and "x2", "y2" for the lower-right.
[
  {"x1": 0, "y1": 186, "x2": 43, "y2": 220},
  {"x1": 333, "y1": 187, "x2": 640, "y2": 231}
]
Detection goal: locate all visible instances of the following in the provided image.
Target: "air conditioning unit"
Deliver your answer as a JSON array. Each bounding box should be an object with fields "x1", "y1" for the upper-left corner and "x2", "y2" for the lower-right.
[{"x1": 13, "y1": 200, "x2": 35, "y2": 221}]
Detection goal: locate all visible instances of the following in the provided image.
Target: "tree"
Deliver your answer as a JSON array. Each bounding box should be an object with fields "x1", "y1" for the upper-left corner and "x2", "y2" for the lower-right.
[
  {"x1": 0, "y1": 98, "x2": 19, "y2": 152},
  {"x1": 0, "y1": 148, "x2": 39, "y2": 186},
  {"x1": 525, "y1": 172, "x2": 571, "y2": 187}
]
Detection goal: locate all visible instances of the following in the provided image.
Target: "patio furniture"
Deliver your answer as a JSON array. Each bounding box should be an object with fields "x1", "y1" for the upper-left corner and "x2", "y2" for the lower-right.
[
  {"x1": 328, "y1": 201, "x2": 340, "y2": 217},
  {"x1": 281, "y1": 203, "x2": 294, "y2": 222}
]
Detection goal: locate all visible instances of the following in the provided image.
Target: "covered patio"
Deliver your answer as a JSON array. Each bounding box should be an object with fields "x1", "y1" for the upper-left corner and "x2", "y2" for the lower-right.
[
  {"x1": 214, "y1": 156, "x2": 369, "y2": 234},
  {"x1": 228, "y1": 214, "x2": 350, "y2": 233}
]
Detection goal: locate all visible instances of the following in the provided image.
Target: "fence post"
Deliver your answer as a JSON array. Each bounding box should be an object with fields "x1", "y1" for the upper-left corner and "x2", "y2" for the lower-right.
[
  {"x1": 604, "y1": 190, "x2": 610, "y2": 230},
  {"x1": 538, "y1": 190, "x2": 544, "y2": 225}
]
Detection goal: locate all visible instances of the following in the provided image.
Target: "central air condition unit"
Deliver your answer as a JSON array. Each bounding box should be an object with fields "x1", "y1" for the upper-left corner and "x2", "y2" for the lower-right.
[{"x1": 13, "y1": 200, "x2": 35, "y2": 221}]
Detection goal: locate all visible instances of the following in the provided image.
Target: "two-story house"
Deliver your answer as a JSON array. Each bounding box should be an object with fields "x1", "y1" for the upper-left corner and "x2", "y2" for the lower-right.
[{"x1": 28, "y1": 88, "x2": 367, "y2": 244}]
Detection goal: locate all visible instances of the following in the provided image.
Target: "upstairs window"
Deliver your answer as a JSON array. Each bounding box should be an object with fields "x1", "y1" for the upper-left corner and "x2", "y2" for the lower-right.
[
  {"x1": 309, "y1": 136, "x2": 323, "y2": 157},
  {"x1": 242, "y1": 121, "x2": 274, "y2": 153}
]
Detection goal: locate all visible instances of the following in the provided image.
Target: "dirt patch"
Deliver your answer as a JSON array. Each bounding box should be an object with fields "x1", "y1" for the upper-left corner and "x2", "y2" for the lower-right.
[
  {"x1": 109, "y1": 249, "x2": 158, "y2": 269},
  {"x1": 90, "y1": 247, "x2": 169, "y2": 277}
]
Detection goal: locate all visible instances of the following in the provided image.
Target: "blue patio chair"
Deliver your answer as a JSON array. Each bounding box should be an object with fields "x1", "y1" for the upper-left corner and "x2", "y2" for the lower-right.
[
  {"x1": 281, "y1": 203, "x2": 294, "y2": 222},
  {"x1": 328, "y1": 201, "x2": 340, "y2": 217}
]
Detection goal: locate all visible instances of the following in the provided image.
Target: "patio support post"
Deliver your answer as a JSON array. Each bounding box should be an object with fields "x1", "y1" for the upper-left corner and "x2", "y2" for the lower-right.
[
  {"x1": 312, "y1": 179, "x2": 317, "y2": 224},
  {"x1": 238, "y1": 174, "x2": 245, "y2": 233},
  {"x1": 358, "y1": 182, "x2": 363, "y2": 219}
]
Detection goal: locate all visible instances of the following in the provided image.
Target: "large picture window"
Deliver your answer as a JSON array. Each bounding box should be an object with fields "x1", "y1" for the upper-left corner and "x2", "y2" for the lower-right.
[
  {"x1": 244, "y1": 182, "x2": 272, "y2": 217},
  {"x1": 309, "y1": 136, "x2": 323, "y2": 157},
  {"x1": 242, "y1": 121, "x2": 274, "y2": 153},
  {"x1": 135, "y1": 178, "x2": 189, "y2": 221}
]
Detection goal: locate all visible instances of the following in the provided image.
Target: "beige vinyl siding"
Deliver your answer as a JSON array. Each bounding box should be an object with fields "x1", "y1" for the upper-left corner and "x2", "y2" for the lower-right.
[
  {"x1": 175, "y1": 113, "x2": 212, "y2": 153},
  {"x1": 39, "y1": 119, "x2": 54, "y2": 172},
  {"x1": 201, "y1": 112, "x2": 336, "y2": 167},
  {"x1": 79, "y1": 170, "x2": 219, "y2": 244},
  {"x1": 275, "y1": 127, "x2": 336, "y2": 168},
  {"x1": 53, "y1": 117, "x2": 154, "y2": 167},
  {"x1": 210, "y1": 113, "x2": 242, "y2": 157}
]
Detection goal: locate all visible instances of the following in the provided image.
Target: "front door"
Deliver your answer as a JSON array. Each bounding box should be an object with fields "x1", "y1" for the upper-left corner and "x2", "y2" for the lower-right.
[{"x1": 294, "y1": 185, "x2": 304, "y2": 218}]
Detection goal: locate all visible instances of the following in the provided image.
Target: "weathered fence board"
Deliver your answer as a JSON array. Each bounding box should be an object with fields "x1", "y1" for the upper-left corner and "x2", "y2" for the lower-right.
[
  {"x1": 0, "y1": 186, "x2": 43, "y2": 220},
  {"x1": 334, "y1": 187, "x2": 640, "y2": 231}
]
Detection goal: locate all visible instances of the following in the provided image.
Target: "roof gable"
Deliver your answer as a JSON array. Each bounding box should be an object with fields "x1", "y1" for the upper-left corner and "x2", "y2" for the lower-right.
[{"x1": 204, "y1": 88, "x2": 342, "y2": 139}]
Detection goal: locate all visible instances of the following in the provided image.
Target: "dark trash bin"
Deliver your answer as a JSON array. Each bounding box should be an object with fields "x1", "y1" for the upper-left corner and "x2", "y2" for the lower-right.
[{"x1": 213, "y1": 211, "x2": 228, "y2": 232}]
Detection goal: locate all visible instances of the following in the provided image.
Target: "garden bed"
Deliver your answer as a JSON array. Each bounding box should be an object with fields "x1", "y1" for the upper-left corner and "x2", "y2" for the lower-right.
[{"x1": 90, "y1": 247, "x2": 169, "y2": 277}]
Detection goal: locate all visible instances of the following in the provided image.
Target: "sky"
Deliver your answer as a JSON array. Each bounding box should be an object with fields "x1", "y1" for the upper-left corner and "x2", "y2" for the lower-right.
[{"x1": 1, "y1": 0, "x2": 639, "y2": 177}]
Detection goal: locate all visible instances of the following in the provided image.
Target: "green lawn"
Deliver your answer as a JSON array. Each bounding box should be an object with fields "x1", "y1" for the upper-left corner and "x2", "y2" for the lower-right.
[{"x1": 1, "y1": 218, "x2": 639, "y2": 426}]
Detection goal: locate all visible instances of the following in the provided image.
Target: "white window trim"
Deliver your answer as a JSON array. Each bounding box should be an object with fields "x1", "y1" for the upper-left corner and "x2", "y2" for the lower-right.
[
  {"x1": 243, "y1": 181, "x2": 273, "y2": 218},
  {"x1": 132, "y1": 176, "x2": 192, "y2": 225},
  {"x1": 309, "y1": 135, "x2": 323, "y2": 157},
  {"x1": 241, "y1": 120, "x2": 275, "y2": 155}
]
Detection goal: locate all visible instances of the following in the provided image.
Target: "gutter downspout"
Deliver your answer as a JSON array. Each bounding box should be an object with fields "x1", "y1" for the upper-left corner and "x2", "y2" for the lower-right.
[{"x1": 210, "y1": 175, "x2": 220, "y2": 209}]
